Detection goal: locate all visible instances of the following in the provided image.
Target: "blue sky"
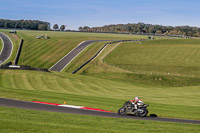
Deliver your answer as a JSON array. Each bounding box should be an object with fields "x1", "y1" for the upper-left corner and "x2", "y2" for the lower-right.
[{"x1": 0, "y1": 0, "x2": 200, "y2": 30}]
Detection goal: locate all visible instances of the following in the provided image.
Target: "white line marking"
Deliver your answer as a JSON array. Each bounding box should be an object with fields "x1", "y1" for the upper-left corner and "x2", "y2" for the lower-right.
[
  {"x1": 58, "y1": 105, "x2": 84, "y2": 109},
  {"x1": 49, "y1": 41, "x2": 85, "y2": 71},
  {"x1": 60, "y1": 42, "x2": 94, "y2": 72},
  {"x1": 0, "y1": 37, "x2": 4, "y2": 57}
]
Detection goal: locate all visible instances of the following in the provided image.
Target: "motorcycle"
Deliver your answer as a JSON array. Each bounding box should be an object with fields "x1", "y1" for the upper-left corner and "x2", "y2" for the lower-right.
[{"x1": 118, "y1": 101, "x2": 149, "y2": 117}]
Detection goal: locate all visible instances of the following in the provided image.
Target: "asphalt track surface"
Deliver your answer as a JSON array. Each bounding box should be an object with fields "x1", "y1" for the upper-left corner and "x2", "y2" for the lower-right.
[
  {"x1": 0, "y1": 98, "x2": 199, "y2": 124},
  {"x1": 0, "y1": 32, "x2": 13, "y2": 65},
  {"x1": 49, "y1": 40, "x2": 110, "y2": 72}
]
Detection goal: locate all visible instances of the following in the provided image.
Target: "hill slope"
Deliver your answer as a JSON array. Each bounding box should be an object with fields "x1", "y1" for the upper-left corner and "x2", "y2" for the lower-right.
[
  {"x1": 76, "y1": 39, "x2": 200, "y2": 87},
  {"x1": 0, "y1": 69, "x2": 199, "y2": 120},
  {"x1": 14, "y1": 30, "x2": 147, "y2": 69}
]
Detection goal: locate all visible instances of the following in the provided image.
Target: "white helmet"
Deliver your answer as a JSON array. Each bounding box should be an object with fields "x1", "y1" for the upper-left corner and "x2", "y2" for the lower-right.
[{"x1": 135, "y1": 97, "x2": 139, "y2": 102}]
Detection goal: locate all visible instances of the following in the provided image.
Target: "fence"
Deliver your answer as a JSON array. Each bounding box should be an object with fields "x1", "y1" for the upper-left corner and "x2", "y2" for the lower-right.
[
  {"x1": 0, "y1": 64, "x2": 49, "y2": 72},
  {"x1": 14, "y1": 39, "x2": 23, "y2": 65}
]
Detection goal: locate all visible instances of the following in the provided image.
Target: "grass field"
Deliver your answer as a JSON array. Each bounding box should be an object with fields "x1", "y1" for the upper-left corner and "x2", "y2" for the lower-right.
[
  {"x1": 0, "y1": 69, "x2": 199, "y2": 120},
  {"x1": 76, "y1": 39, "x2": 200, "y2": 87},
  {"x1": 104, "y1": 39, "x2": 200, "y2": 76},
  {"x1": 0, "y1": 107, "x2": 199, "y2": 133},
  {"x1": 7, "y1": 30, "x2": 148, "y2": 69},
  {"x1": 0, "y1": 30, "x2": 199, "y2": 132}
]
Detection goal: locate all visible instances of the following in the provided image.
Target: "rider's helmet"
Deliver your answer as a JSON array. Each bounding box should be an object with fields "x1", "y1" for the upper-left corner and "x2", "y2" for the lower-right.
[{"x1": 134, "y1": 97, "x2": 139, "y2": 103}]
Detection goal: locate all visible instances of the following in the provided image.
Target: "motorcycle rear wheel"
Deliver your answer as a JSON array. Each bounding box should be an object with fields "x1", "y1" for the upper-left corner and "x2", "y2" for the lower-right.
[{"x1": 137, "y1": 108, "x2": 148, "y2": 117}]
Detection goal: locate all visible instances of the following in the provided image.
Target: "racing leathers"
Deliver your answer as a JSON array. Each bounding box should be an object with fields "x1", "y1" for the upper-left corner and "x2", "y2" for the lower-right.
[{"x1": 130, "y1": 99, "x2": 144, "y2": 110}]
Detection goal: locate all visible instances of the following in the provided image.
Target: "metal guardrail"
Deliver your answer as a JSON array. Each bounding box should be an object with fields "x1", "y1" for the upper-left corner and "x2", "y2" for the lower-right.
[
  {"x1": 14, "y1": 39, "x2": 23, "y2": 65},
  {"x1": 0, "y1": 64, "x2": 49, "y2": 72}
]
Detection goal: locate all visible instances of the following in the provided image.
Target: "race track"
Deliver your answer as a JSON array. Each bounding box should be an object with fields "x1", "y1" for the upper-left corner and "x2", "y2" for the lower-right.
[
  {"x1": 49, "y1": 40, "x2": 110, "y2": 72},
  {"x1": 0, "y1": 98, "x2": 199, "y2": 124},
  {"x1": 0, "y1": 32, "x2": 13, "y2": 65}
]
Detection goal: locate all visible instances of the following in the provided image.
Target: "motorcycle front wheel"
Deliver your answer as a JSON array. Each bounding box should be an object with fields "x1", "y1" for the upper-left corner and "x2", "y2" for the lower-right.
[{"x1": 118, "y1": 107, "x2": 127, "y2": 116}]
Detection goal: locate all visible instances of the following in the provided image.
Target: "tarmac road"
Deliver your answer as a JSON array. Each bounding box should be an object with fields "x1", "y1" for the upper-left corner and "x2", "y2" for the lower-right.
[
  {"x1": 0, "y1": 97, "x2": 199, "y2": 124},
  {"x1": 49, "y1": 40, "x2": 110, "y2": 72},
  {"x1": 0, "y1": 32, "x2": 13, "y2": 65}
]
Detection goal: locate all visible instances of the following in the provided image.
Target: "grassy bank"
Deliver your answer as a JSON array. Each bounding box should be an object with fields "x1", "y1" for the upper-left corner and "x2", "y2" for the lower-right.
[
  {"x1": 0, "y1": 70, "x2": 199, "y2": 120},
  {"x1": 11, "y1": 30, "x2": 148, "y2": 69},
  {"x1": 77, "y1": 39, "x2": 200, "y2": 87},
  {"x1": 0, "y1": 107, "x2": 199, "y2": 133},
  {"x1": 0, "y1": 30, "x2": 199, "y2": 132},
  {"x1": 104, "y1": 39, "x2": 200, "y2": 77}
]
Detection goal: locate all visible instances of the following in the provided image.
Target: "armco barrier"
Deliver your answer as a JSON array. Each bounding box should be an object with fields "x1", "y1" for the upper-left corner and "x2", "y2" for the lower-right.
[
  {"x1": 72, "y1": 39, "x2": 145, "y2": 74},
  {"x1": 3, "y1": 61, "x2": 12, "y2": 66},
  {"x1": 0, "y1": 64, "x2": 49, "y2": 72},
  {"x1": 14, "y1": 39, "x2": 23, "y2": 65}
]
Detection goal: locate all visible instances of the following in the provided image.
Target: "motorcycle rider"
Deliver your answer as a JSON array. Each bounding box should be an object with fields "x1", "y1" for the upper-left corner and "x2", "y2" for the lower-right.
[{"x1": 130, "y1": 97, "x2": 144, "y2": 110}]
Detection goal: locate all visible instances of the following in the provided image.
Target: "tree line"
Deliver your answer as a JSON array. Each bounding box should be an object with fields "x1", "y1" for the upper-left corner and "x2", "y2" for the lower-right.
[
  {"x1": 79, "y1": 23, "x2": 200, "y2": 37},
  {"x1": 0, "y1": 19, "x2": 50, "y2": 30}
]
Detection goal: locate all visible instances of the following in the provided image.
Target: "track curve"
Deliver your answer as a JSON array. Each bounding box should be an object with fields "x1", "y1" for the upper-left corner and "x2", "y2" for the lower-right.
[
  {"x1": 0, "y1": 32, "x2": 13, "y2": 65},
  {"x1": 0, "y1": 98, "x2": 199, "y2": 124},
  {"x1": 49, "y1": 40, "x2": 110, "y2": 72}
]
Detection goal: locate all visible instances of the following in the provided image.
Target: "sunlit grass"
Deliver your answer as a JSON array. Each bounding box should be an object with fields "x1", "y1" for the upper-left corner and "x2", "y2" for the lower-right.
[
  {"x1": 0, "y1": 107, "x2": 199, "y2": 133},
  {"x1": 12, "y1": 30, "x2": 148, "y2": 69},
  {"x1": 0, "y1": 69, "x2": 200, "y2": 120}
]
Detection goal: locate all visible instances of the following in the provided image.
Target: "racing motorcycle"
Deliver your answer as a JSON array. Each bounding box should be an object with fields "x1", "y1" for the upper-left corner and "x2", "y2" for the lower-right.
[{"x1": 118, "y1": 101, "x2": 149, "y2": 117}]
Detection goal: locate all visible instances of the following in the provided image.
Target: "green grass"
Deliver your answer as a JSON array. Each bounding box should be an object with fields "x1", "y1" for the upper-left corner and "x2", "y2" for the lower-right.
[
  {"x1": 8, "y1": 30, "x2": 148, "y2": 69},
  {"x1": 0, "y1": 31, "x2": 199, "y2": 132},
  {"x1": 76, "y1": 39, "x2": 200, "y2": 87},
  {"x1": 0, "y1": 69, "x2": 199, "y2": 120},
  {"x1": 104, "y1": 39, "x2": 200, "y2": 71},
  {"x1": 0, "y1": 107, "x2": 199, "y2": 133}
]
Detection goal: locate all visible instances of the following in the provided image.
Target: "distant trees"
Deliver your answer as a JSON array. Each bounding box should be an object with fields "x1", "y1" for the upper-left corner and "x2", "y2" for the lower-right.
[
  {"x1": 126, "y1": 26, "x2": 133, "y2": 34},
  {"x1": 60, "y1": 25, "x2": 65, "y2": 31},
  {"x1": 38, "y1": 24, "x2": 47, "y2": 30},
  {"x1": 80, "y1": 22, "x2": 200, "y2": 37},
  {"x1": 53, "y1": 24, "x2": 59, "y2": 31},
  {"x1": 78, "y1": 27, "x2": 83, "y2": 31},
  {"x1": 0, "y1": 19, "x2": 50, "y2": 30},
  {"x1": 78, "y1": 26, "x2": 90, "y2": 31}
]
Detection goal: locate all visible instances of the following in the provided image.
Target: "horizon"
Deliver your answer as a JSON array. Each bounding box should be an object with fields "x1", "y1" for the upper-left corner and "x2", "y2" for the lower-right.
[
  {"x1": 1, "y1": 19, "x2": 200, "y2": 30},
  {"x1": 0, "y1": 0, "x2": 200, "y2": 30}
]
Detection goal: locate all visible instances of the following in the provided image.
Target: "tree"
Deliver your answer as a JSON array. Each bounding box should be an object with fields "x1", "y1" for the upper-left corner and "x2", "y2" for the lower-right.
[
  {"x1": 78, "y1": 27, "x2": 83, "y2": 31},
  {"x1": 83, "y1": 26, "x2": 90, "y2": 31},
  {"x1": 126, "y1": 26, "x2": 133, "y2": 34},
  {"x1": 156, "y1": 30, "x2": 162, "y2": 34},
  {"x1": 0, "y1": 19, "x2": 50, "y2": 30},
  {"x1": 76, "y1": 22, "x2": 200, "y2": 37},
  {"x1": 148, "y1": 26, "x2": 154, "y2": 33},
  {"x1": 60, "y1": 25, "x2": 65, "y2": 31},
  {"x1": 53, "y1": 24, "x2": 59, "y2": 31},
  {"x1": 38, "y1": 24, "x2": 47, "y2": 30}
]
